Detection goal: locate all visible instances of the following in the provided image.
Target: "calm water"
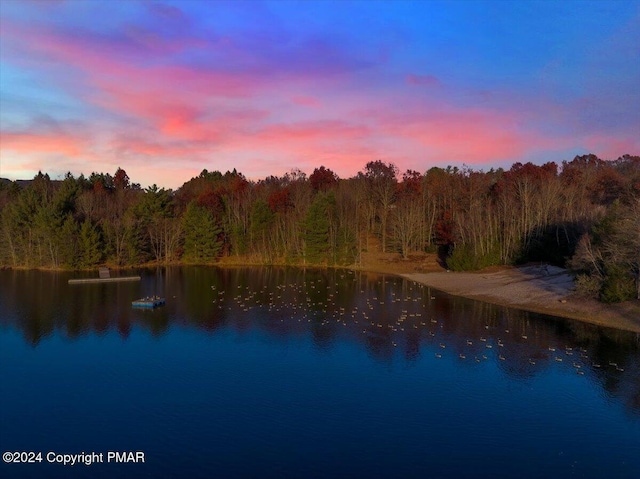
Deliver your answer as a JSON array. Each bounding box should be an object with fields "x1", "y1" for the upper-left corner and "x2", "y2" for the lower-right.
[{"x1": 1, "y1": 267, "x2": 639, "y2": 479}]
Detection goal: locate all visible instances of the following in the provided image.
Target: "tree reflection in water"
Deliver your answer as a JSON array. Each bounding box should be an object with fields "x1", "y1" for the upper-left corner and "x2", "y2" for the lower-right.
[{"x1": 1, "y1": 266, "x2": 639, "y2": 415}]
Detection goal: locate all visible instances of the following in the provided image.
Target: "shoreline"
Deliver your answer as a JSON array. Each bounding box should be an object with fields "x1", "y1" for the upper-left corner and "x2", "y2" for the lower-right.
[
  {"x1": 400, "y1": 265, "x2": 640, "y2": 334},
  {"x1": 217, "y1": 259, "x2": 640, "y2": 333},
  {"x1": 4, "y1": 258, "x2": 639, "y2": 333}
]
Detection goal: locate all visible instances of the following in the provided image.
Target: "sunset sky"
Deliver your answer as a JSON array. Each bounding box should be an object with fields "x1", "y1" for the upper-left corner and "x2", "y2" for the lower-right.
[{"x1": 1, "y1": 0, "x2": 639, "y2": 189}]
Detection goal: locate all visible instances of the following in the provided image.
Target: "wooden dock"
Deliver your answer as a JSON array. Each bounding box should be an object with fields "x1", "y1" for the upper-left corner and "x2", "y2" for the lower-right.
[
  {"x1": 68, "y1": 276, "x2": 141, "y2": 284},
  {"x1": 68, "y1": 267, "x2": 140, "y2": 284}
]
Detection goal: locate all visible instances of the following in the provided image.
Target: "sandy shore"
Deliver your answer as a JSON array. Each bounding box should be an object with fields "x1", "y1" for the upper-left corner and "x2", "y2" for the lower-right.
[{"x1": 402, "y1": 265, "x2": 640, "y2": 333}]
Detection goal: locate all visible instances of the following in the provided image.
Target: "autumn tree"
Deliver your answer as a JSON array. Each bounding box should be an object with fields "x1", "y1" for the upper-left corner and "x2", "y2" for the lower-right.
[
  {"x1": 220, "y1": 170, "x2": 252, "y2": 256},
  {"x1": 572, "y1": 198, "x2": 640, "y2": 302},
  {"x1": 363, "y1": 160, "x2": 398, "y2": 252},
  {"x1": 310, "y1": 166, "x2": 338, "y2": 192},
  {"x1": 114, "y1": 167, "x2": 130, "y2": 190},
  {"x1": 392, "y1": 170, "x2": 424, "y2": 258}
]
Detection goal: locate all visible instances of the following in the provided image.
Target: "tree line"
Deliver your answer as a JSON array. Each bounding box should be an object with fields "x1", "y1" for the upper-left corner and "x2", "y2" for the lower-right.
[{"x1": 0, "y1": 154, "x2": 638, "y2": 302}]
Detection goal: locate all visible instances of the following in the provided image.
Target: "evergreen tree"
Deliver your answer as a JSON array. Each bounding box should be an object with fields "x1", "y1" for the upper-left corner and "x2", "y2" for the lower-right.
[
  {"x1": 303, "y1": 192, "x2": 336, "y2": 264},
  {"x1": 59, "y1": 215, "x2": 79, "y2": 268},
  {"x1": 4, "y1": 187, "x2": 41, "y2": 267},
  {"x1": 250, "y1": 199, "x2": 275, "y2": 260},
  {"x1": 78, "y1": 220, "x2": 103, "y2": 268},
  {"x1": 131, "y1": 185, "x2": 178, "y2": 263},
  {"x1": 182, "y1": 202, "x2": 222, "y2": 263},
  {"x1": 1, "y1": 202, "x2": 19, "y2": 267}
]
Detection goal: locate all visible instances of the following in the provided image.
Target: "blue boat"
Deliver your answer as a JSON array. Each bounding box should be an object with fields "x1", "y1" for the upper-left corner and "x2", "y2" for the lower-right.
[{"x1": 132, "y1": 296, "x2": 166, "y2": 309}]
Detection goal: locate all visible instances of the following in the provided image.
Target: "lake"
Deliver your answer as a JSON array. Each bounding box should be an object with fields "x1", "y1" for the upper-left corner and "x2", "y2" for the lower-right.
[{"x1": 1, "y1": 267, "x2": 639, "y2": 478}]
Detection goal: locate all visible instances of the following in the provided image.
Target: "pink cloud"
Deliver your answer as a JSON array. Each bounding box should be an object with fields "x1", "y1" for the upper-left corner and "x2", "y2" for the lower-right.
[
  {"x1": 349, "y1": 89, "x2": 573, "y2": 166},
  {"x1": 0, "y1": 131, "x2": 86, "y2": 157}
]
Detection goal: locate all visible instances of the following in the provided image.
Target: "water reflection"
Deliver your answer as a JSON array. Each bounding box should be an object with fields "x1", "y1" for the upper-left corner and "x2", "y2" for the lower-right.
[{"x1": 1, "y1": 266, "x2": 639, "y2": 415}]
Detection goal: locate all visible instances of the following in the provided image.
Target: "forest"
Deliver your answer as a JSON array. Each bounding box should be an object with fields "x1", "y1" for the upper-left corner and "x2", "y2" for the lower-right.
[{"x1": 0, "y1": 154, "x2": 638, "y2": 303}]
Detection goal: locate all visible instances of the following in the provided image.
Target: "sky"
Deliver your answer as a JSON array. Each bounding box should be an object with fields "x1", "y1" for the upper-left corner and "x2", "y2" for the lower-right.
[{"x1": 1, "y1": 0, "x2": 639, "y2": 189}]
